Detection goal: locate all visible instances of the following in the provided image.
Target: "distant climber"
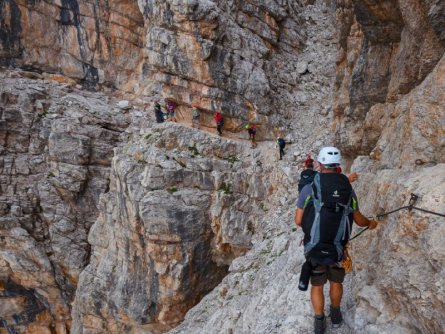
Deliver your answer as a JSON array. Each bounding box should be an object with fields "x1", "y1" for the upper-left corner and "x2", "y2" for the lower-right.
[
  {"x1": 165, "y1": 100, "x2": 176, "y2": 122},
  {"x1": 246, "y1": 123, "x2": 256, "y2": 146},
  {"x1": 294, "y1": 146, "x2": 379, "y2": 334},
  {"x1": 153, "y1": 101, "x2": 164, "y2": 123},
  {"x1": 213, "y1": 112, "x2": 223, "y2": 136},
  {"x1": 192, "y1": 106, "x2": 201, "y2": 129},
  {"x1": 145, "y1": 100, "x2": 164, "y2": 123},
  {"x1": 277, "y1": 137, "x2": 285, "y2": 160},
  {"x1": 298, "y1": 154, "x2": 317, "y2": 193}
]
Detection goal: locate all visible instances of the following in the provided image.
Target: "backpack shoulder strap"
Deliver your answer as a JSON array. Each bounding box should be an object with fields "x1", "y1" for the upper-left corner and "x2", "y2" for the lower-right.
[
  {"x1": 331, "y1": 191, "x2": 353, "y2": 259},
  {"x1": 304, "y1": 173, "x2": 323, "y2": 255}
]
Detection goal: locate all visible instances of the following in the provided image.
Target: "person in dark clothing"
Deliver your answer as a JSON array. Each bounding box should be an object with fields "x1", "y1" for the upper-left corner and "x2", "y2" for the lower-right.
[
  {"x1": 277, "y1": 137, "x2": 286, "y2": 160},
  {"x1": 246, "y1": 123, "x2": 257, "y2": 146},
  {"x1": 154, "y1": 101, "x2": 164, "y2": 123},
  {"x1": 145, "y1": 101, "x2": 164, "y2": 123},
  {"x1": 192, "y1": 107, "x2": 201, "y2": 129},
  {"x1": 298, "y1": 155, "x2": 317, "y2": 193}
]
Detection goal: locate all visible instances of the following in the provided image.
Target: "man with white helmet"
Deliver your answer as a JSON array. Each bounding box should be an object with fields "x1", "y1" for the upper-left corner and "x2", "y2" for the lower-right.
[{"x1": 294, "y1": 146, "x2": 379, "y2": 334}]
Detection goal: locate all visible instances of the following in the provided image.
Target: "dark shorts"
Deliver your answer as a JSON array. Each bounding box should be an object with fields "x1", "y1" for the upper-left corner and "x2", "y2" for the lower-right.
[{"x1": 310, "y1": 262, "x2": 345, "y2": 286}]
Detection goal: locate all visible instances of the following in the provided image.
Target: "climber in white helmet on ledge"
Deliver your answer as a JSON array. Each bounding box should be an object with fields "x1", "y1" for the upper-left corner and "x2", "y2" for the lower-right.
[{"x1": 294, "y1": 146, "x2": 379, "y2": 334}]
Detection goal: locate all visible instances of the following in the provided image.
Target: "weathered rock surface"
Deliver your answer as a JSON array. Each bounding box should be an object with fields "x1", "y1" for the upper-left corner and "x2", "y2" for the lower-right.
[
  {"x1": 345, "y1": 54, "x2": 445, "y2": 334},
  {"x1": 334, "y1": 0, "x2": 445, "y2": 157},
  {"x1": 70, "y1": 0, "x2": 338, "y2": 331},
  {"x1": 168, "y1": 2, "x2": 445, "y2": 334},
  {"x1": 0, "y1": 0, "x2": 144, "y2": 90},
  {"x1": 334, "y1": 3, "x2": 445, "y2": 329},
  {"x1": 1, "y1": 0, "x2": 444, "y2": 333},
  {"x1": 0, "y1": 72, "x2": 131, "y2": 333},
  {"x1": 132, "y1": 0, "x2": 336, "y2": 141},
  {"x1": 71, "y1": 122, "x2": 306, "y2": 333},
  {"x1": 168, "y1": 210, "x2": 356, "y2": 334}
]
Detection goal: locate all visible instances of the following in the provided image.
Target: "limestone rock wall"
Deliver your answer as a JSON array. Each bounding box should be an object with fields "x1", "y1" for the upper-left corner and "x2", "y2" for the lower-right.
[
  {"x1": 71, "y1": 123, "x2": 304, "y2": 333},
  {"x1": 1, "y1": 0, "x2": 444, "y2": 333},
  {"x1": 0, "y1": 71, "x2": 131, "y2": 333},
  {"x1": 0, "y1": 0, "x2": 144, "y2": 90},
  {"x1": 1, "y1": 0, "x2": 336, "y2": 141},
  {"x1": 165, "y1": 1, "x2": 445, "y2": 334},
  {"x1": 70, "y1": 0, "x2": 339, "y2": 331},
  {"x1": 334, "y1": 0, "x2": 445, "y2": 157},
  {"x1": 1, "y1": 0, "x2": 339, "y2": 332},
  {"x1": 136, "y1": 0, "x2": 336, "y2": 141},
  {"x1": 334, "y1": 2, "x2": 444, "y2": 331},
  {"x1": 337, "y1": 31, "x2": 445, "y2": 334}
]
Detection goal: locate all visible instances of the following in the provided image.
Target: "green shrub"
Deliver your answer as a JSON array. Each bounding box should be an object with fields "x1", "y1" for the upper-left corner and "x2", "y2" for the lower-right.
[
  {"x1": 167, "y1": 187, "x2": 178, "y2": 193},
  {"x1": 226, "y1": 155, "x2": 239, "y2": 164},
  {"x1": 188, "y1": 144, "x2": 200, "y2": 157},
  {"x1": 219, "y1": 181, "x2": 232, "y2": 194}
]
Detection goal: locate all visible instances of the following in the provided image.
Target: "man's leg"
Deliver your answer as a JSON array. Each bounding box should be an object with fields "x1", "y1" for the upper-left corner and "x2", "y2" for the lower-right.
[
  {"x1": 312, "y1": 284, "x2": 326, "y2": 334},
  {"x1": 311, "y1": 285, "x2": 325, "y2": 315},
  {"x1": 311, "y1": 264, "x2": 328, "y2": 334},
  {"x1": 329, "y1": 281, "x2": 343, "y2": 307},
  {"x1": 327, "y1": 266, "x2": 345, "y2": 328}
]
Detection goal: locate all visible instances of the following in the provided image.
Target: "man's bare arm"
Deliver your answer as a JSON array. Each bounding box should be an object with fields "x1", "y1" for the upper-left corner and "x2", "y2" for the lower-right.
[
  {"x1": 353, "y1": 210, "x2": 379, "y2": 230},
  {"x1": 295, "y1": 208, "x2": 304, "y2": 226}
]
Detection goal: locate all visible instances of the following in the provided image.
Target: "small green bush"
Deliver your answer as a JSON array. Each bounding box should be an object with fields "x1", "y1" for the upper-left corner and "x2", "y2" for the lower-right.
[
  {"x1": 219, "y1": 181, "x2": 232, "y2": 194},
  {"x1": 167, "y1": 187, "x2": 178, "y2": 193},
  {"x1": 226, "y1": 155, "x2": 239, "y2": 164},
  {"x1": 188, "y1": 144, "x2": 200, "y2": 157}
]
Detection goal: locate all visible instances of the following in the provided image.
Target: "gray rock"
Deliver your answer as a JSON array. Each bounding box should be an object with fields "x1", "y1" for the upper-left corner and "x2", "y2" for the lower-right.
[{"x1": 117, "y1": 100, "x2": 133, "y2": 110}]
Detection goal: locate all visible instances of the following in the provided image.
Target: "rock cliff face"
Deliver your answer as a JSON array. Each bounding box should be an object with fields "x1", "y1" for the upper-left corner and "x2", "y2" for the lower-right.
[
  {"x1": 0, "y1": 71, "x2": 131, "y2": 332},
  {"x1": 1, "y1": 0, "x2": 336, "y2": 140},
  {"x1": 137, "y1": 0, "x2": 335, "y2": 138},
  {"x1": 334, "y1": 0, "x2": 444, "y2": 157},
  {"x1": 0, "y1": 0, "x2": 144, "y2": 90},
  {"x1": 70, "y1": 0, "x2": 338, "y2": 332},
  {"x1": 1, "y1": 0, "x2": 337, "y2": 330},
  {"x1": 333, "y1": 1, "x2": 445, "y2": 331},
  {"x1": 1, "y1": 0, "x2": 444, "y2": 333},
  {"x1": 168, "y1": 1, "x2": 445, "y2": 333},
  {"x1": 71, "y1": 124, "x2": 303, "y2": 333}
]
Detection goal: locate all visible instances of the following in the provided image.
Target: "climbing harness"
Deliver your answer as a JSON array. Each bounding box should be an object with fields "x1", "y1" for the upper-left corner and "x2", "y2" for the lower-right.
[{"x1": 342, "y1": 193, "x2": 445, "y2": 272}]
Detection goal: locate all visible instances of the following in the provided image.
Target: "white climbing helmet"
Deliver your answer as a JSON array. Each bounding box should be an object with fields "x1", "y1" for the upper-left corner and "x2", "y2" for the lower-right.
[{"x1": 317, "y1": 146, "x2": 341, "y2": 165}]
